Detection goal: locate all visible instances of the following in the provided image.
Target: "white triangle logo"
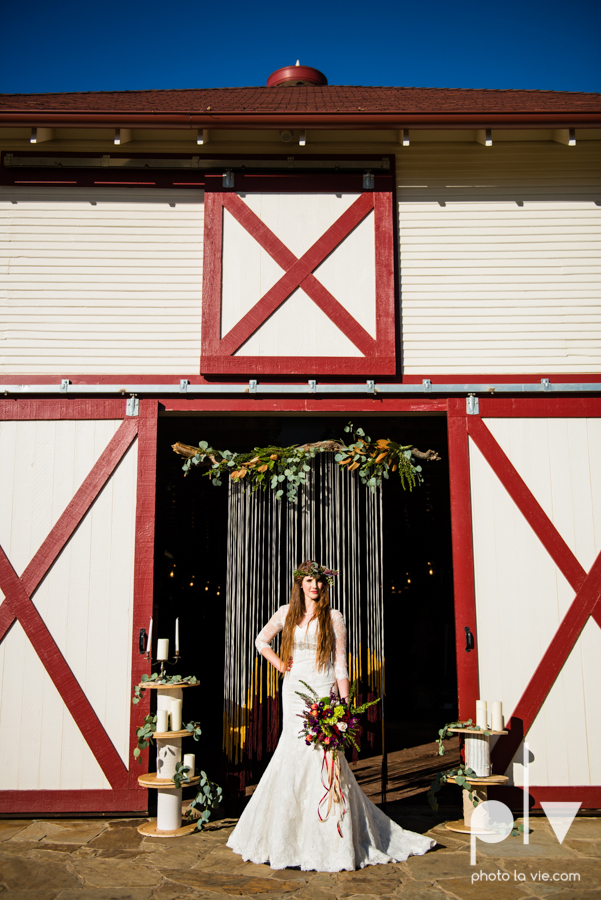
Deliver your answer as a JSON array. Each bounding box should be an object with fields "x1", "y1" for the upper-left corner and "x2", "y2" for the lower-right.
[{"x1": 540, "y1": 802, "x2": 582, "y2": 844}]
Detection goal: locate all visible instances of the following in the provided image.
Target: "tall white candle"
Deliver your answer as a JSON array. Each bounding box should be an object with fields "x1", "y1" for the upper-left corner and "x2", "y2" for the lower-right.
[
  {"x1": 491, "y1": 700, "x2": 503, "y2": 731},
  {"x1": 157, "y1": 638, "x2": 169, "y2": 661},
  {"x1": 183, "y1": 753, "x2": 195, "y2": 776},
  {"x1": 175, "y1": 618, "x2": 180, "y2": 653},
  {"x1": 156, "y1": 710, "x2": 169, "y2": 733},
  {"x1": 170, "y1": 698, "x2": 182, "y2": 731},
  {"x1": 476, "y1": 699, "x2": 487, "y2": 729},
  {"x1": 147, "y1": 617, "x2": 153, "y2": 654}
]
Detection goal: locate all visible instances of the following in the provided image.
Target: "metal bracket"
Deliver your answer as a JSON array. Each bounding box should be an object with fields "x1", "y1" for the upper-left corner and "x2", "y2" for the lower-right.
[
  {"x1": 179, "y1": 379, "x2": 189, "y2": 394},
  {"x1": 126, "y1": 396, "x2": 139, "y2": 416},
  {"x1": 541, "y1": 378, "x2": 551, "y2": 391},
  {"x1": 248, "y1": 379, "x2": 257, "y2": 394},
  {"x1": 60, "y1": 379, "x2": 70, "y2": 393},
  {"x1": 366, "y1": 380, "x2": 375, "y2": 394},
  {"x1": 466, "y1": 394, "x2": 479, "y2": 415},
  {"x1": 422, "y1": 379, "x2": 432, "y2": 392},
  {"x1": 308, "y1": 380, "x2": 317, "y2": 394}
]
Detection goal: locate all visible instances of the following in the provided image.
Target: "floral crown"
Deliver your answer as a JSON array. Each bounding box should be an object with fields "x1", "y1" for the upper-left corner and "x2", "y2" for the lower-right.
[{"x1": 293, "y1": 561, "x2": 340, "y2": 587}]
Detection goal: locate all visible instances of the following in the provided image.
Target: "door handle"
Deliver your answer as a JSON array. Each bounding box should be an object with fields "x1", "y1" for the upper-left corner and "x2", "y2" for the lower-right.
[
  {"x1": 139, "y1": 628, "x2": 147, "y2": 654},
  {"x1": 464, "y1": 626, "x2": 474, "y2": 652}
]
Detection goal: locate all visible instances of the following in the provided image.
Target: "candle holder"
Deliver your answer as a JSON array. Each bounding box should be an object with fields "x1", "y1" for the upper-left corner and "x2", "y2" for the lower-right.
[{"x1": 145, "y1": 651, "x2": 182, "y2": 679}]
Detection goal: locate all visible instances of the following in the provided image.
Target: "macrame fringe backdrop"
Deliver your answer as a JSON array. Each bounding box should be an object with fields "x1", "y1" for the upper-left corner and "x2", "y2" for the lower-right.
[{"x1": 223, "y1": 453, "x2": 384, "y2": 792}]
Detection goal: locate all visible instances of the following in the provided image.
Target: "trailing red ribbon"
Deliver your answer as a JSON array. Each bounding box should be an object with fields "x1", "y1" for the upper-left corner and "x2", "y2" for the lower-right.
[{"x1": 318, "y1": 748, "x2": 346, "y2": 837}]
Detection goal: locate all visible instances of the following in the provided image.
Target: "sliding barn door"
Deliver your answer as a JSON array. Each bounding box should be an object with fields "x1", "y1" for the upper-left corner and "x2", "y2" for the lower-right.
[
  {"x1": 449, "y1": 398, "x2": 601, "y2": 809},
  {"x1": 0, "y1": 399, "x2": 157, "y2": 813}
]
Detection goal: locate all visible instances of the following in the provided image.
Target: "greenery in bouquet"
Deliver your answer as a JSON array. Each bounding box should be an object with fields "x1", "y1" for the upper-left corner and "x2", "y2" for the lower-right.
[{"x1": 295, "y1": 679, "x2": 380, "y2": 756}]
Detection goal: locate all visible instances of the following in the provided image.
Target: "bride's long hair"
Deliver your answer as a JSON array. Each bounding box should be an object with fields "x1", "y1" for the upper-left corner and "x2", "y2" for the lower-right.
[{"x1": 279, "y1": 561, "x2": 334, "y2": 674}]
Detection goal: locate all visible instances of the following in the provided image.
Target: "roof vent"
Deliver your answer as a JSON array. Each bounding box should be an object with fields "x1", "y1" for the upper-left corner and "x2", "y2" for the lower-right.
[{"x1": 267, "y1": 61, "x2": 328, "y2": 87}]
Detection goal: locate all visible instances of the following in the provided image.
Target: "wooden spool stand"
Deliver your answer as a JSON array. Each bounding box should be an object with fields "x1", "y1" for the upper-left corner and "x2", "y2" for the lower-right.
[
  {"x1": 136, "y1": 683, "x2": 200, "y2": 838},
  {"x1": 443, "y1": 727, "x2": 509, "y2": 834}
]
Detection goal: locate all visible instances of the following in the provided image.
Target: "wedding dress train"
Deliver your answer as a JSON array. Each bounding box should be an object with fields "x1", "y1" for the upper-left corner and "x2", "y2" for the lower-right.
[{"x1": 226, "y1": 606, "x2": 436, "y2": 871}]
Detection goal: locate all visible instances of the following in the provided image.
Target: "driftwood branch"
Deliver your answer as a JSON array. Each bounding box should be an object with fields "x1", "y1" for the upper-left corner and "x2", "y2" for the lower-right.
[{"x1": 171, "y1": 440, "x2": 440, "y2": 463}]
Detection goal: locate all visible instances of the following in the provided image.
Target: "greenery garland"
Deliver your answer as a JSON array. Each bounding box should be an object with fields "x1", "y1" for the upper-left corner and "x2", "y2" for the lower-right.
[
  {"x1": 172, "y1": 422, "x2": 440, "y2": 503},
  {"x1": 132, "y1": 672, "x2": 199, "y2": 705}
]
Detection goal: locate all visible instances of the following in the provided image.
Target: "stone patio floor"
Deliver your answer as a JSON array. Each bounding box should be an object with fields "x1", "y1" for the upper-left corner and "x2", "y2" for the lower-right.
[{"x1": 1, "y1": 808, "x2": 600, "y2": 900}]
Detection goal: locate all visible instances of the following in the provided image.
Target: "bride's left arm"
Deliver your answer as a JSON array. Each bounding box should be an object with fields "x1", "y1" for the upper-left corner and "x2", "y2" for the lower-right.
[{"x1": 332, "y1": 610, "x2": 350, "y2": 703}]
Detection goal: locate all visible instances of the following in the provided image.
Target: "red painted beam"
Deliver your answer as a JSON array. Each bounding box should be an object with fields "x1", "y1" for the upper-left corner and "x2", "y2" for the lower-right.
[
  {"x1": 447, "y1": 403, "x2": 480, "y2": 720},
  {"x1": 0, "y1": 113, "x2": 600, "y2": 129},
  {"x1": 128, "y1": 401, "x2": 159, "y2": 789},
  {"x1": 159, "y1": 398, "x2": 448, "y2": 413},
  {"x1": 489, "y1": 785, "x2": 601, "y2": 811},
  {"x1": 0, "y1": 375, "x2": 600, "y2": 388},
  {"x1": 0, "y1": 789, "x2": 146, "y2": 814}
]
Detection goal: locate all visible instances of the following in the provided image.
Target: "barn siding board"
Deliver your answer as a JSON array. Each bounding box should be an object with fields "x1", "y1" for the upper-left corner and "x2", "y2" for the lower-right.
[
  {"x1": 0, "y1": 187, "x2": 204, "y2": 374},
  {"x1": 396, "y1": 142, "x2": 601, "y2": 374}
]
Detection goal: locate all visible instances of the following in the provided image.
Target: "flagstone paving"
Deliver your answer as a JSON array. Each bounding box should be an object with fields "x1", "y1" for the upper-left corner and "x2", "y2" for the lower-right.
[{"x1": 0, "y1": 811, "x2": 599, "y2": 900}]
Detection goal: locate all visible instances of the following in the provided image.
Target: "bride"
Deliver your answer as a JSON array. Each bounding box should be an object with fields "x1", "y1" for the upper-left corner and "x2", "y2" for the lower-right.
[{"x1": 226, "y1": 560, "x2": 436, "y2": 871}]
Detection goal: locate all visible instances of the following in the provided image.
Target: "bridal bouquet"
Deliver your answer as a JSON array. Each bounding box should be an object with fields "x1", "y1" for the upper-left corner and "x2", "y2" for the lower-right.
[
  {"x1": 295, "y1": 680, "x2": 380, "y2": 837},
  {"x1": 295, "y1": 680, "x2": 379, "y2": 756}
]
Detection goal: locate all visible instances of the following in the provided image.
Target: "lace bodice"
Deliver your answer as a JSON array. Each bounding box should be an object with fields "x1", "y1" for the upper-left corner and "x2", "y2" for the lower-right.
[{"x1": 256, "y1": 605, "x2": 349, "y2": 681}]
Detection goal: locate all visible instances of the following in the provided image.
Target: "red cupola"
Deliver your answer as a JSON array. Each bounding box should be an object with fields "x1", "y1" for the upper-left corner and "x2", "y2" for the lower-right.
[{"x1": 267, "y1": 62, "x2": 328, "y2": 87}]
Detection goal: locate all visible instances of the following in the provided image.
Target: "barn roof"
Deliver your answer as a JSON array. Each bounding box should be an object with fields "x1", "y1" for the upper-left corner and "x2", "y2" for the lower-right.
[{"x1": 1, "y1": 85, "x2": 600, "y2": 115}]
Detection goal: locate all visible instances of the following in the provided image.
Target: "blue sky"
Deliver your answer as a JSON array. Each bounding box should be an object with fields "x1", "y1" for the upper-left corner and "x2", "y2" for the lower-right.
[{"x1": 1, "y1": 0, "x2": 599, "y2": 95}]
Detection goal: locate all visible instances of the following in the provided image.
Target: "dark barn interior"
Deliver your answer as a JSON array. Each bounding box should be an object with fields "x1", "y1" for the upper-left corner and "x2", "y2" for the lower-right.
[{"x1": 152, "y1": 414, "x2": 457, "y2": 803}]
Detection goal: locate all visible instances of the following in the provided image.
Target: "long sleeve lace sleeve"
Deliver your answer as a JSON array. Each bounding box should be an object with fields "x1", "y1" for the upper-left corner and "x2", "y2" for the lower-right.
[
  {"x1": 255, "y1": 605, "x2": 288, "y2": 654},
  {"x1": 331, "y1": 609, "x2": 349, "y2": 681}
]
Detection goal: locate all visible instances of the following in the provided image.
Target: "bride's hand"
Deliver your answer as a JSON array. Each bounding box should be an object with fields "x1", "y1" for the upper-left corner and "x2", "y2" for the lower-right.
[{"x1": 280, "y1": 657, "x2": 293, "y2": 674}]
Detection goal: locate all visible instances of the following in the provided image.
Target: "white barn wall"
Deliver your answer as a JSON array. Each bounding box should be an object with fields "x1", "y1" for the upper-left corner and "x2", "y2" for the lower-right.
[
  {"x1": 0, "y1": 187, "x2": 203, "y2": 375},
  {"x1": 397, "y1": 141, "x2": 601, "y2": 374},
  {"x1": 1, "y1": 141, "x2": 600, "y2": 375}
]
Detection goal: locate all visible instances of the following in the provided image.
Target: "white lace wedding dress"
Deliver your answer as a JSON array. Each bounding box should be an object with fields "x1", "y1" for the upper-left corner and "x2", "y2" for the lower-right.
[{"x1": 226, "y1": 605, "x2": 436, "y2": 871}]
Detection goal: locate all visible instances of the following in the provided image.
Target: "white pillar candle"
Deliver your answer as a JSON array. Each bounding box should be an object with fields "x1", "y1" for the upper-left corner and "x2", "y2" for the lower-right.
[
  {"x1": 183, "y1": 753, "x2": 195, "y2": 776},
  {"x1": 156, "y1": 638, "x2": 169, "y2": 661},
  {"x1": 147, "y1": 617, "x2": 153, "y2": 654},
  {"x1": 491, "y1": 700, "x2": 504, "y2": 731},
  {"x1": 156, "y1": 710, "x2": 169, "y2": 734},
  {"x1": 175, "y1": 618, "x2": 180, "y2": 653},
  {"x1": 170, "y1": 698, "x2": 183, "y2": 731},
  {"x1": 476, "y1": 699, "x2": 488, "y2": 729}
]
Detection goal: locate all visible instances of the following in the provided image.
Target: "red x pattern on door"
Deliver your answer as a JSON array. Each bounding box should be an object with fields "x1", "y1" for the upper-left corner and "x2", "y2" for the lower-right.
[
  {"x1": 448, "y1": 398, "x2": 601, "y2": 806},
  {"x1": 201, "y1": 191, "x2": 396, "y2": 375},
  {"x1": 0, "y1": 400, "x2": 157, "y2": 813}
]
